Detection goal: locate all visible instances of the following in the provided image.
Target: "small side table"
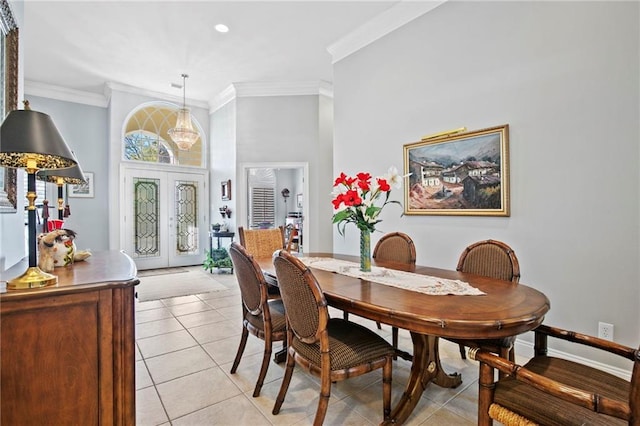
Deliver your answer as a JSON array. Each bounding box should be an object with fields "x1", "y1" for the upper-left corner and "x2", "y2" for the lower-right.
[
  {"x1": 208, "y1": 231, "x2": 235, "y2": 273},
  {"x1": 210, "y1": 231, "x2": 235, "y2": 249}
]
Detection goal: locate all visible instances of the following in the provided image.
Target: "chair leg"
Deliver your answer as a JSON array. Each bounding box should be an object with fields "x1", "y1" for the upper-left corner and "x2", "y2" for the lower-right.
[
  {"x1": 459, "y1": 343, "x2": 467, "y2": 359},
  {"x1": 392, "y1": 327, "x2": 399, "y2": 360},
  {"x1": 253, "y1": 338, "x2": 273, "y2": 397},
  {"x1": 376, "y1": 321, "x2": 382, "y2": 330},
  {"x1": 477, "y1": 359, "x2": 495, "y2": 426},
  {"x1": 343, "y1": 311, "x2": 349, "y2": 321},
  {"x1": 230, "y1": 327, "x2": 249, "y2": 373},
  {"x1": 313, "y1": 368, "x2": 332, "y2": 426},
  {"x1": 382, "y1": 356, "x2": 393, "y2": 420},
  {"x1": 272, "y1": 351, "x2": 295, "y2": 415}
]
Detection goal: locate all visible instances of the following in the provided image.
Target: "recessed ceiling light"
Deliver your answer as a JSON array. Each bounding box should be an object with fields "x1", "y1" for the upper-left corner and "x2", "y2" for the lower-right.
[{"x1": 215, "y1": 24, "x2": 229, "y2": 33}]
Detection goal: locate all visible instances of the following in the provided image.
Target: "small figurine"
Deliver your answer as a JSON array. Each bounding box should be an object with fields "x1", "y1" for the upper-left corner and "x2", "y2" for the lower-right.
[{"x1": 37, "y1": 229, "x2": 91, "y2": 272}]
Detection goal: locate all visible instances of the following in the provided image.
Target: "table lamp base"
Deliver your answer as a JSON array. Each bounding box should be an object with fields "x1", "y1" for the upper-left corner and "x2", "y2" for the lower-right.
[{"x1": 8, "y1": 266, "x2": 58, "y2": 289}]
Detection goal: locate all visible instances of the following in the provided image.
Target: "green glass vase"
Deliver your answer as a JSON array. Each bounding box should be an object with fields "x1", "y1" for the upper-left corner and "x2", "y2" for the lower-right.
[{"x1": 360, "y1": 228, "x2": 372, "y2": 272}]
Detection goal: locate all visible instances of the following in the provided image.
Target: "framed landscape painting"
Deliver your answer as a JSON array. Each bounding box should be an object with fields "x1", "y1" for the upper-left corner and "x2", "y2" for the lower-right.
[{"x1": 403, "y1": 125, "x2": 510, "y2": 216}]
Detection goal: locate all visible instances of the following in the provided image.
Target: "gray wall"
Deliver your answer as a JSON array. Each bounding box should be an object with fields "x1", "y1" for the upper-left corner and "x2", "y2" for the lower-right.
[
  {"x1": 210, "y1": 100, "x2": 237, "y2": 233},
  {"x1": 28, "y1": 96, "x2": 110, "y2": 251},
  {"x1": 333, "y1": 1, "x2": 639, "y2": 366},
  {"x1": 230, "y1": 93, "x2": 334, "y2": 252}
]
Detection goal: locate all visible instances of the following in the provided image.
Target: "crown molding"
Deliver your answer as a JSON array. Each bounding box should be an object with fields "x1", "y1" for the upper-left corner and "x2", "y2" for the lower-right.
[
  {"x1": 24, "y1": 80, "x2": 211, "y2": 110},
  {"x1": 105, "y1": 81, "x2": 209, "y2": 109},
  {"x1": 209, "y1": 81, "x2": 333, "y2": 113},
  {"x1": 209, "y1": 84, "x2": 237, "y2": 112},
  {"x1": 233, "y1": 81, "x2": 331, "y2": 97},
  {"x1": 318, "y1": 80, "x2": 334, "y2": 98},
  {"x1": 24, "y1": 80, "x2": 108, "y2": 107},
  {"x1": 327, "y1": 0, "x2": 447, "y2": 64}
]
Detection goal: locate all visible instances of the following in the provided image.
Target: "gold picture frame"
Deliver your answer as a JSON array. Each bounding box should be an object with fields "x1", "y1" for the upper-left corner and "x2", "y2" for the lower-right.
[
  {"x1": 0, "y1": 0, "x2": 18, "y2": 214},
  {"x1": 403, "y1": 124, "x2": 510, "y2": 216}
]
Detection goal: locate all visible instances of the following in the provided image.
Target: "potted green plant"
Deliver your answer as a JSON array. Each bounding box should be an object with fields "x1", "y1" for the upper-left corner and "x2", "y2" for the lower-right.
[
  {"x1": 203, "y1": 247, "x2": 233, "y2": 271},
  {"x1": 215, "y1": 257, "x2": 233, "y2": 269}
]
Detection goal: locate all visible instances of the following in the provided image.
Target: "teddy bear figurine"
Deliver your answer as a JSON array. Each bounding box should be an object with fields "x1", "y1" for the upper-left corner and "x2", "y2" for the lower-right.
[{"x1": 37, "y1": 229, "x2": 90, "y2": 272}]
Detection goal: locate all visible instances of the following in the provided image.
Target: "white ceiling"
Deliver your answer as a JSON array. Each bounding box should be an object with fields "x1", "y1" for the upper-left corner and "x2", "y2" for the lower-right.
[{"x1": 20, "y1": 1, "x2": 422, "y2": 106}]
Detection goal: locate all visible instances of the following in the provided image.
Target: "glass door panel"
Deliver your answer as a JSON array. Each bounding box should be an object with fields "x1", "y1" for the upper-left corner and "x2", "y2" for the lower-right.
[{"x1": 124, "y1": 168, "x2": 206, "y2": 270}]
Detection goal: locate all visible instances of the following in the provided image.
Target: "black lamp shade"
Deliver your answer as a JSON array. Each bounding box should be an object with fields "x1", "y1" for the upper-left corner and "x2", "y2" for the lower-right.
[
  {"x1": 37, "y1": 163, "x2": 86, "y2": 185},
  {"x1": 0, "y1": 107, "x2": 78, "y2": 289},
  {"x1": 0, "y1": 109, "x2": 77, "y2": 169}
]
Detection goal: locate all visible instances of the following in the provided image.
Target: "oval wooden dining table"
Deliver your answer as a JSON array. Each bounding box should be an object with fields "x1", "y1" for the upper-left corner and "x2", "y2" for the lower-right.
[{"x1": 257, "y1": 252, "x2": 550, "y2": 425}]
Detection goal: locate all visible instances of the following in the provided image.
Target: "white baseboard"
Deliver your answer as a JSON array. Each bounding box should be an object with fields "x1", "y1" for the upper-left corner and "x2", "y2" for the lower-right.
[{"x1": 513, "y1": 338, "x2": 632, "y2": 381}]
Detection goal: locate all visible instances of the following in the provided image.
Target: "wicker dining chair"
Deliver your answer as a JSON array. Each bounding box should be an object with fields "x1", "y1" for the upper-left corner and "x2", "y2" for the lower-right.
[
  {"x1": 374, "y1": 232, "x2": 416, "y2": 361},
  {"x1": 470, "y1": 324, "x2": 640, "y2": 426},
  {"x1": 228, "y1": 242, "x2": 287, "y2": 397},
  {"x1": 238, "y1": 226, "x2": 286, "y2": 258},
  {"x1": 373, "y1": 232, "x2": 417, "y2": 265},
  {"x1": 238, "y1": 226, "x2": 286, "y2": 298},
  {"x1": 453, "y1": 239, "x2": 521, "y2": 361},
  {"x1": 271, "y1": 249, "x2": 394, "y2": 425}
]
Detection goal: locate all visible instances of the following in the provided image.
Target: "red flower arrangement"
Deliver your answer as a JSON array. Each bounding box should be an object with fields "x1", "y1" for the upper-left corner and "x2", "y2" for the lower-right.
[{"x1": 331, "y1": 167, "x2": 402, "y2": 235}]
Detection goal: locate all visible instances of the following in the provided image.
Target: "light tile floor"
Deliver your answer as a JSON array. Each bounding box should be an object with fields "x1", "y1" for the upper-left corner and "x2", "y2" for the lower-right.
[{"x1": 135, "y1": 271, "x2": 481, "y2": 425}]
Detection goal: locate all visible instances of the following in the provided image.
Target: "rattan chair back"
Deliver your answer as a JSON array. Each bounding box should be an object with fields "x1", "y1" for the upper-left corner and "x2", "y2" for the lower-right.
[
  {"x1": 271, "y1": 249, "x2": 394, "y2": 425},
  {"x1": 456, "y1": 239, "x2": 520, "y2": 283},
  {"x1": 453, "y1": 239, "x2": 521, "y2": 363},
  {"x1": 229, "y1": 242, "x2": 267, "y2": 316},
  {"x1": 228, "y1": 242, "x2": 286, "y2": 397},
  {"x1": 238, "y1": 226, "x2": 286, "y2": 258},
  {"x1": 272, "y1": 250, "x2": 325, "y2": 344},
  {"x1": 373, "y1": 232, "x2": 416, "y2": 265}
]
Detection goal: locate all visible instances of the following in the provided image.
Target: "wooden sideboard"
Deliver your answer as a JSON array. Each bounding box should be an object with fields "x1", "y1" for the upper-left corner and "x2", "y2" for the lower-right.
[{"x1": 0, "y1": 251, "x2": 138, "y2": 425}]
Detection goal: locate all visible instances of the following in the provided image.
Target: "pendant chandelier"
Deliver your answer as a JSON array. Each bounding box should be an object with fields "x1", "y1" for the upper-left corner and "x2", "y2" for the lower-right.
[{"x1": 168, "y1": 73, "x2": 199, "y2": 151}]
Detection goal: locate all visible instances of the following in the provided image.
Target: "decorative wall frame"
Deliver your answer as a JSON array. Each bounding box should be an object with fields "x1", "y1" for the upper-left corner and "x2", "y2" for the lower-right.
[
  {"x1": 221, "y1": 179, "x2": 231, "y2": 201},
  {"x1": 69, "y1": 172, "x2": 94, "y2": 198},
  {"x1": 0, "y1": 0, "x2": 19, "y2": 214},
  {"x1": 403, "y1": 124, "x2": 510, "y2": 216}
]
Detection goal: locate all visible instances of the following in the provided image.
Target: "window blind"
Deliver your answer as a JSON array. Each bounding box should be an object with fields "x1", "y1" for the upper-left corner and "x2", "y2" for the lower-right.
[{"x1": 249, "y1": 187, "x2": 275, "y2": 228}]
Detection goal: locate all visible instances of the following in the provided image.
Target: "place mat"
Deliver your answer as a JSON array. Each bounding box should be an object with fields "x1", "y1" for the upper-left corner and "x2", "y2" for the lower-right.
[{"x1": 298, "y1": 257, "x2": 485, "y2": 296}]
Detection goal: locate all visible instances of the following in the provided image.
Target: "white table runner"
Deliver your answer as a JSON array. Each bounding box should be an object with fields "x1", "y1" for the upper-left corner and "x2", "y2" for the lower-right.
[{"x1": 298, "y1": 257, "x2": 485, "y2": 296}]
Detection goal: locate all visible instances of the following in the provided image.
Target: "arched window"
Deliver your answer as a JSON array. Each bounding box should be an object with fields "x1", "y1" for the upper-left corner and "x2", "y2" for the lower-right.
[
  {"x1": 123, "y1": 103, "x2": 204, "y2": 167},
  {"x1": 124, "y1": 130, "x2": 175, "y2": 164}
]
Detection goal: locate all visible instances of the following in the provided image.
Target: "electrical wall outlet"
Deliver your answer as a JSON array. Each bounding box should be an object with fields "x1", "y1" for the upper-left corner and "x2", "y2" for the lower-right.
[{"x1": 598, "y1": 322, "x2": 614, "y2": 341}]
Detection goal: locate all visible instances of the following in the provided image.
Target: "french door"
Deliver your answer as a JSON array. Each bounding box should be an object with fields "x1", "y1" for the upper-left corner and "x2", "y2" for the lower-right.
[{"x1": 123, "y1": 168, "x2": 208, "y2": 270}]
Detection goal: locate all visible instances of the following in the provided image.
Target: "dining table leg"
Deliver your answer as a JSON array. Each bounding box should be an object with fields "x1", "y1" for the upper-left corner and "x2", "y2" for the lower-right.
[{"x1": 384, "y1": 332, "x2": 462, "y2": 425}]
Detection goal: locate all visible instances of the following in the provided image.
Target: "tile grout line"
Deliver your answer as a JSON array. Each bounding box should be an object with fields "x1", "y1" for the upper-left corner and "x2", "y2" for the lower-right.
[{"x1": 138, "y1": 289, "x2": 274, "y2": 424}]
